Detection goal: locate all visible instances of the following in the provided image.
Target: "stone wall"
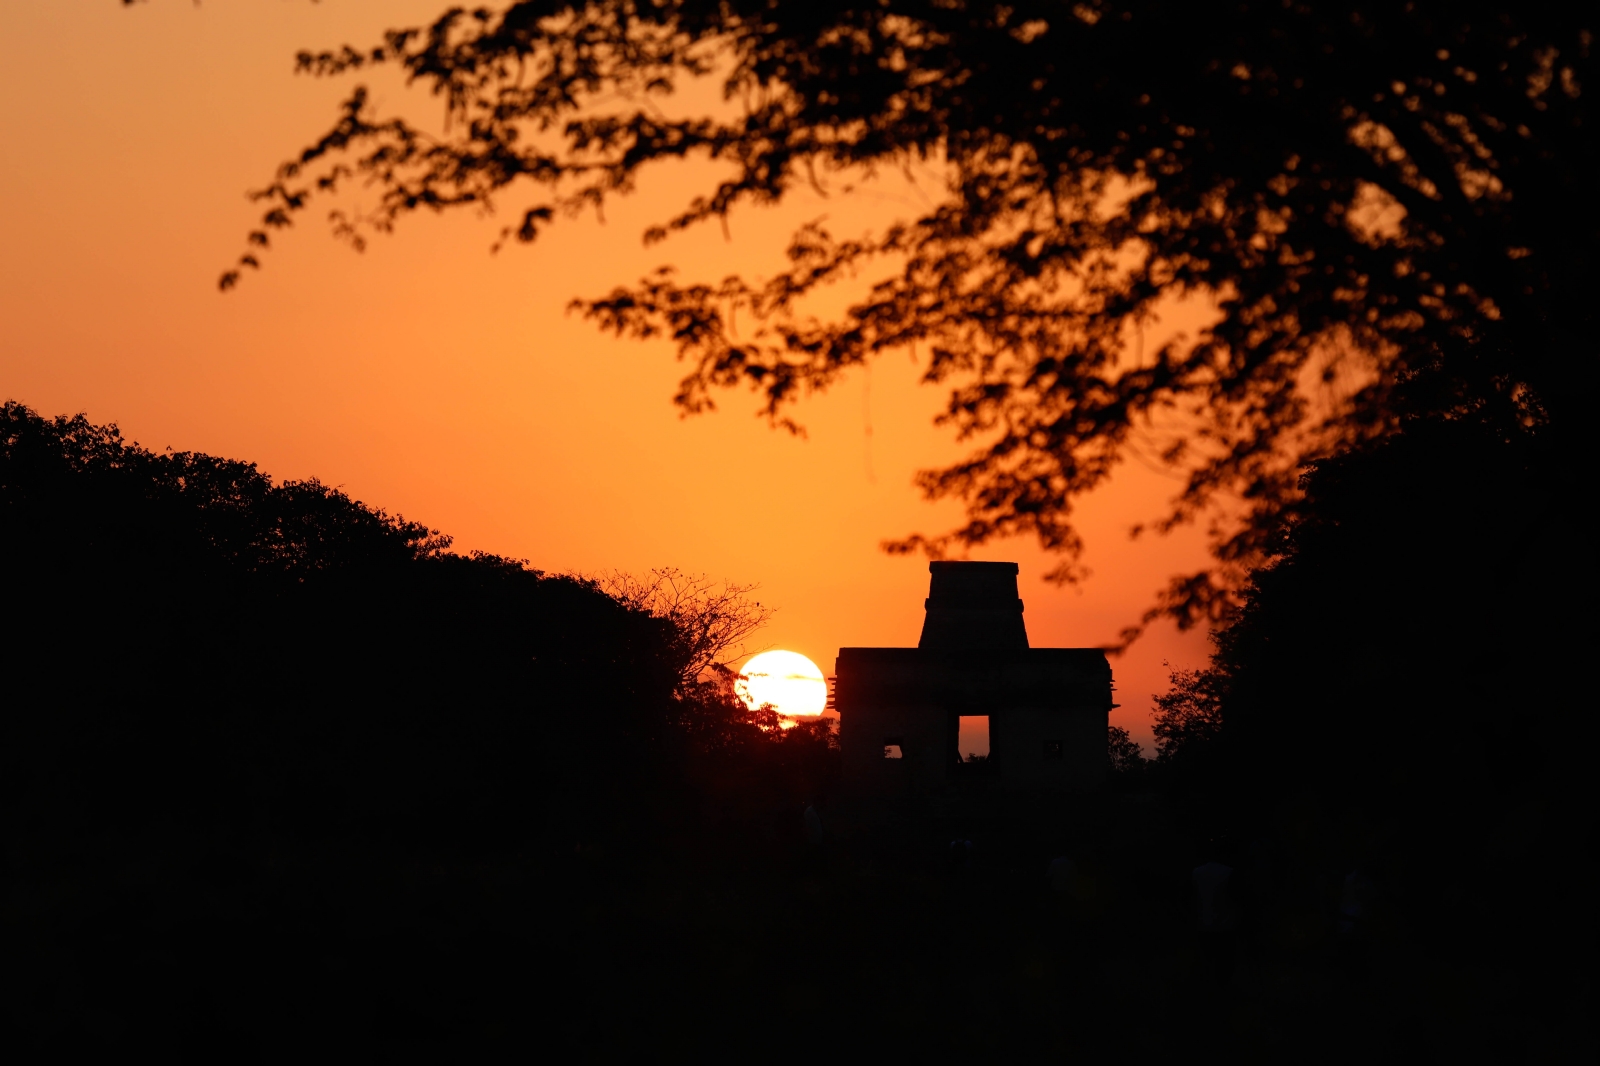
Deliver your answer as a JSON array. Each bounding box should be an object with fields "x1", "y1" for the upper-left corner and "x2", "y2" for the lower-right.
[{"x1": 834, "y1": 563, "x2": 1113, "y2": 799}]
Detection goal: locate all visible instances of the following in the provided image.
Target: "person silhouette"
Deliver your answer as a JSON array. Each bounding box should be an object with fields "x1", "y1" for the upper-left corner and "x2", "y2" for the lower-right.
[
  {"x1": 1191, "y1": 844, "x2": 1238, "y2": 986},
  {"x1": 1048, "y1": 856, "x2": 1075, "y2": 893},
  {"x1": 1336, "y1": 866, "x2": 1377, "y2": 980},
  {"x1": 803, "y1": 803, "x2": 824, "y2": 844}
]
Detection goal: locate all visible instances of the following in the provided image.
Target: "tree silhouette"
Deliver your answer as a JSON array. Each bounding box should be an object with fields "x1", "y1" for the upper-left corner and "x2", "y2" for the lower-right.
[
  {"x1": 215, "y1": 1, "x2": 1591, "y2": 632},
  {"x1": 0, "y1": 400, "x2": 820, "y2": 852},
  {"x1": 1212, "y1": 419, "x2": 1589, "y2": 791},
  {"x1": 1, "y1": 401, "x2": 853, "y2": 1053},
  {"x1": 594, "y1": 567, "x2": 774, "y2": 692},
  {"x1": 1106, "y1": 724, "x2": 1146, "y2": 776},
  {"x1": 1183, "y1": 418, "x2": 1594, "y2": 998},
  {"x1": 1151, "y1": 663, "x2": 1224, "y2": 765}
]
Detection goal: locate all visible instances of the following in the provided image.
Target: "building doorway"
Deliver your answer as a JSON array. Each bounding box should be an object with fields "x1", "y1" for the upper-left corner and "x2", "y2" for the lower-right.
[{"x1": 957, "y1": 715, "x2": 991, "y2": 762}]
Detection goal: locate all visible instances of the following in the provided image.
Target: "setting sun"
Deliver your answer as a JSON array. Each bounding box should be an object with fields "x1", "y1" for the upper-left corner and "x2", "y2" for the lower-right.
[{"x1": 736, "y1": 650, "x2": 827, "y2": 718}]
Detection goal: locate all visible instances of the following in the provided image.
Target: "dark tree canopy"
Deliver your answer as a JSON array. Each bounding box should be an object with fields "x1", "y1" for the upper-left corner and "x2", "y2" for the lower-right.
[
  {"x1": 0, "y1": 400, "x2": 831, "y2": 848},
  {"x1": 1105, "y1": 723, "x2": 1146, "y2": 776},
  {"x1": 224, "y1": 1, "x2": 1592, "y2": 633},
  {"x1": 0, "y1": 402, "x2": 655, "y2": 845},
  {"x1": 1, "y1": 400, "x2": 851, "y2": 1051},
  {"x1": 1186, "y1": 418, "x2": 1594, "y2": 972},
  {"x1": 1150, "y1": 663, "x2": 1224, "y2": 765}
]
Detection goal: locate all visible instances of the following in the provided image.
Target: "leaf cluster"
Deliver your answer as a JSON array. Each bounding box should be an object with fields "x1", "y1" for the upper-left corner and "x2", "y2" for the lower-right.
[
  {"x1": 1106, "y1": 723, "x2": 1145, "y2": 775},
  {"x1": 1151, "y1": 661, "x2": 1225, "y2": 764},
  {"x1": 225, "y1": 2, "x2": 1592, "y2": 632},
  {"x1": 593, "y1": 565, "x2": 774, "y2": 691}
]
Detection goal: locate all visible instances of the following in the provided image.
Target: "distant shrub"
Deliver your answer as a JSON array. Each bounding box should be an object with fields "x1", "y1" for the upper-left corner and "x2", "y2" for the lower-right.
[
  {"x1": 1151, "y1": 665, "x2": 1225, "y2": 765},
  {"x1": 1107, "y1": 725, "x2": 1147, "y2": 776}
]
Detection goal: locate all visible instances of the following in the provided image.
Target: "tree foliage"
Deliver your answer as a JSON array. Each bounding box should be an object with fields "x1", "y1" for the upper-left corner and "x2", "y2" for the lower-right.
[
  {"x1": 594, "y1": 566, "x2": 774, "y2": 692},
  {"x1": 1106, "y1": 724, "x2": 1146, "y2": 775},
  {"x1": 222, "y1": 1, "x2": 1592, "y2": 633},
  {"x1": 1151, "y1": 662, "x2": 1225, "y2": 764},
  {"x1": 0, "y1": 398, "x2": 851, "y2": 1053},
  {"x1": 586, "y1": 569, "x2": 838, "y2": 801},
  {"x1": 1209, "y1": 418, "x2": 1585, "y2": 792},
  {"x1": 0, "y1": 400, "x2": 826, "y2": 849},
  {"x1": 1188, "y1": 419, "x2": 1594, "y2": 981}
]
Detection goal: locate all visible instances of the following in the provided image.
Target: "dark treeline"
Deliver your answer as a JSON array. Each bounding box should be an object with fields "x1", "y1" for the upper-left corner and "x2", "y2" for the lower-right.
[
  {"x1": 1134, "y1": 416, "x2": 1595, "y2": 1055},
  {"x1": 4, "y1": 400, "x2": 1594, "y2": 1059},
  {"x1": 0, "y1": 401, "x2": 834, "y2": 1056}
]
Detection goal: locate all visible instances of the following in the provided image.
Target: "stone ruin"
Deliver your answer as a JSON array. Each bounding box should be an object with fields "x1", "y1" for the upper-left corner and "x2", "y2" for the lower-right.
[{"x1": 834, "y1": 562, "x2": 1113, "y2": 800}]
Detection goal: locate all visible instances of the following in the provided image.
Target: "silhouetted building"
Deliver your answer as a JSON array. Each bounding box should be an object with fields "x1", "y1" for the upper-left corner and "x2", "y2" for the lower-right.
[{"x1": 835, "y1": 562, "x2": 1113, "y2": 799}]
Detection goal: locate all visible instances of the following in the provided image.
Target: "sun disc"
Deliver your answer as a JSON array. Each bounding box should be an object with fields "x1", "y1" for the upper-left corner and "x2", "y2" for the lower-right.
[{"x1": 736, "y1": 650, "x2": 827, "y2": 717}]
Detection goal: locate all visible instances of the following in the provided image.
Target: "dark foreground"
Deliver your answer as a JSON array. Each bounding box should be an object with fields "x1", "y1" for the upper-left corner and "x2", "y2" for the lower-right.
[
  {"x1": 7, "y1": 791, "x2": 1590, "y2": 1062},
  {"x1": 3, "y1": 402, "x2": 1591, "y2": 1059}
]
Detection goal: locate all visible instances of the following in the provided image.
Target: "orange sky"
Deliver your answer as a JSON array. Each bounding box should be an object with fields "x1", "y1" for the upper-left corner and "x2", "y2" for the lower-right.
[{"x1": 0, "y1": 1, "x2": 1211, "y2": 749}]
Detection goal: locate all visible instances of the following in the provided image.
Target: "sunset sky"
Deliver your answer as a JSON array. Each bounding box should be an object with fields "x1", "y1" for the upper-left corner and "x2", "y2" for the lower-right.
[{"x1": 2, "y1": 1, "x2": 1211, "y2": 748}]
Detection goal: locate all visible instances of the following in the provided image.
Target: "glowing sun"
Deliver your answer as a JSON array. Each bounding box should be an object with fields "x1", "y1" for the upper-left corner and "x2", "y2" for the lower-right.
[{"x1": 737, "y1": 650, "x2": 827, "y2": 718}]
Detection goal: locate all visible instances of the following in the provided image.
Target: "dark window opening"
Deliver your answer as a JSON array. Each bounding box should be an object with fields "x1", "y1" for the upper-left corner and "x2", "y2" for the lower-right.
[{"x1": 1043, "y1": 739, "x2": 1063, "y2": 759}]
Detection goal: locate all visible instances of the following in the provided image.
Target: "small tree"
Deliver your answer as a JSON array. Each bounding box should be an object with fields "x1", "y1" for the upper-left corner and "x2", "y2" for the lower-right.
[
  {"x1": 1107, "y1": 725, "x2": 1147, "y2": 776},
  {"x1": 593, "y1": 568, "x2": 774, "y2": 694},
  {"x1": 1151, "y1": 663, "x2": 1225, "y2": 765}
]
